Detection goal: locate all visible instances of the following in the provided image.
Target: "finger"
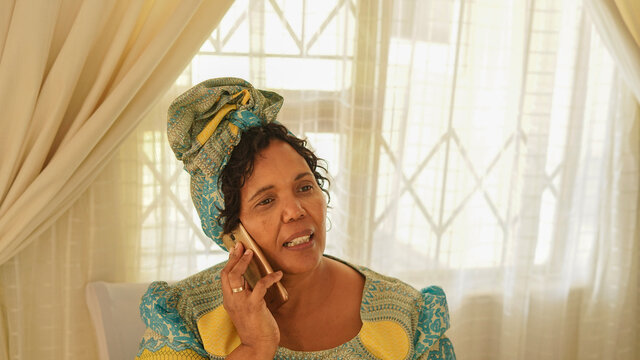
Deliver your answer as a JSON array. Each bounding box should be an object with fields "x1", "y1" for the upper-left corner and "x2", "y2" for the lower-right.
[
  {"x1": 221, "y1": 243, "x2": 245, "y2": 295},
  {"x1": 228, "y1": 249, "x2": 253, "y2": 288},
  {"x1": 250, "y1": 271, "x2": 283, "y2": 301},
  {"x1": 221, "y1": 242, "x2": 245, "y2": 279},
  {"x1": 222, "y1": 270, "x2": 248, "y2": 300}
]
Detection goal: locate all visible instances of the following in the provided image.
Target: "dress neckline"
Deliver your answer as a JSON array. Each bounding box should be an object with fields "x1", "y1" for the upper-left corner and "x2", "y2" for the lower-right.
[{"x1": 276, "y1": 254, "x2": 372, "y2": 356}]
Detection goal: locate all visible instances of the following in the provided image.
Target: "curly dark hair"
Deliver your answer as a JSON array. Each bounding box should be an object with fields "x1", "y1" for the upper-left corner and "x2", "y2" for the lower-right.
[{"x1": 218, "y1": 123, "x2": 330, "y2": 234}]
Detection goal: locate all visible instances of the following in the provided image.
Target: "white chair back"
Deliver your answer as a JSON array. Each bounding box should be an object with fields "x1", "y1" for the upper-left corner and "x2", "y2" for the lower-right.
[{"x1": 86, "y1": 281, "x2": 150, "y2": 360}]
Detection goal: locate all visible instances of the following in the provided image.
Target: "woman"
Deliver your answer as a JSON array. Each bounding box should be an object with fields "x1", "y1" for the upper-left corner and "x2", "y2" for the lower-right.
[{"x1": 136, "y1": 78, "x2": 455, "y2": 359}]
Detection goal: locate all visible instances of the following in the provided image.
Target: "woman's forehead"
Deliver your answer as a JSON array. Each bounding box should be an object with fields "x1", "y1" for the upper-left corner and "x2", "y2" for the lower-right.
[{"x1": 245, "y1": 140, "x2": 311, "y2": 187}]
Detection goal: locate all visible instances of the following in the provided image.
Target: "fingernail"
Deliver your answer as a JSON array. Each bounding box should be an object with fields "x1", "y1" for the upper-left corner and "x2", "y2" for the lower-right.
[
  {"x1": 235, "y1": 243, "x2": 241, "y2": 251},
  {"x1": 228, "y1": 247, "x2": 233, "y2": 256},
  {"x1": 244, "y1": 249, "x2": 252, "y2": 256}
]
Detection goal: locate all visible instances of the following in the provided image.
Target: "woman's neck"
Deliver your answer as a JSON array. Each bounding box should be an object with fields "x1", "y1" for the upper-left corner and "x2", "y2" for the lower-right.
[
  {"x1": 269, "y1": 257, "x2": 336, "y2": 317},
  {"x1": 268, "y1": 257, "x2": 365, "y2": 351}
]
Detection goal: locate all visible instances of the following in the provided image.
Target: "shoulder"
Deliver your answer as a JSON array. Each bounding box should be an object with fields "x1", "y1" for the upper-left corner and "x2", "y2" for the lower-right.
[
  {"x1": 138, "y1": 262, "x2": 228, "y2": 356},
  {"x1": 139, "y1": 261, "x2": 249, "y2": 359},
  {"x1": 140, "y1": 261, "x2": 227, "y2": 321},
  {"x1": 353, "y1": 263, "x2": 454, "y2": 359},
  {"x1": 357, "y1": 264, "x2": 450, "y2": 320},
  {"x1": 357, "y1": 265, "x2": 425, "y2": 315},
  {"x1": 363, "y1": 267, "x2": 422, "y2": 295},
  {"x1": 327, "y1": 255, "x2": 421, "y2": 300}
]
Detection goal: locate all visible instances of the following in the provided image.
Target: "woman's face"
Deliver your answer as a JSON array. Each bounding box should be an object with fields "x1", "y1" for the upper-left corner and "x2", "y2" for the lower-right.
[{"x1": 238, "y1": 140, "x2": 327, "y2": 274}]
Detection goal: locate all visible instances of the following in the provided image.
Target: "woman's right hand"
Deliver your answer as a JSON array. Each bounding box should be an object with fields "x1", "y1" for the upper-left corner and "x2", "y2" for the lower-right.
[{"x1": 220, "y1": 242, "x2": 283, "y2": 359}]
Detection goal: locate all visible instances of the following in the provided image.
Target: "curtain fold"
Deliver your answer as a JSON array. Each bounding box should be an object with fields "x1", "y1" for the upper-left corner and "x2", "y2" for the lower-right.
[
  {"x1": 0, "y1": 1, "x2": 234, "y2": 358},
  {"x1": 0, "y1": 0, "x2": 234, "y2": 265},
  {"x1": 582, "y1": 3, "x2": 640, "y2": 356},
  {"x1": 585, "y1": 0, "x2": 640, "y2": 102},
  {"x1": 614, "y1": 0, "x2": 640, "y2": 47},
  {"x1": 0, "y1": 142, "x2": 142, "y2": 359}
]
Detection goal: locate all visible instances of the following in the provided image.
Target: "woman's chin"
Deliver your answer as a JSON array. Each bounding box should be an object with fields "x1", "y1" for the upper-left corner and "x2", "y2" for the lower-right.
[{"x1": 277, "y1": 244, "x2": 324, "y2": 274}]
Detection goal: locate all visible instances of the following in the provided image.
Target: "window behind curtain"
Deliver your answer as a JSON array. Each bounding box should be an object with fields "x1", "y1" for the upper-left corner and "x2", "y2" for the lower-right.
[{"x1": 134, "y1": 0, "x2": 617, "y2": 289}]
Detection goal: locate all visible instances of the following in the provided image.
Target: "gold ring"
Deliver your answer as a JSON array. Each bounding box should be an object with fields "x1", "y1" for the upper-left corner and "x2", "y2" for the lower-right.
[{"x1": 231, "y1": 286, "x2": 245, "y2": 293}]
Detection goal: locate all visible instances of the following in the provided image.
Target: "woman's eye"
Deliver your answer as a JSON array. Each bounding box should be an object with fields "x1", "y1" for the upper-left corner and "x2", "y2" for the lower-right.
[
  {"x1": 299, "y1": 185, "x2": 313, "y2": 192},
  {"x1": 258, "y1": 198, "x2": 273, "y2": 206}
]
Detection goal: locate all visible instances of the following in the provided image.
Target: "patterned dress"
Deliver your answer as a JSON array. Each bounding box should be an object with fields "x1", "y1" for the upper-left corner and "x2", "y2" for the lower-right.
[{"x1": 136, "y1": 256, "x2": 456, "y2": 359}]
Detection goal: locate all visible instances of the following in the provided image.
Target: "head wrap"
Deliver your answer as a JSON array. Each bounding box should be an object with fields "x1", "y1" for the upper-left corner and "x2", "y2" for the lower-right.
[{"x1": 167, "y1": 77, "x2": 283, "y2": 249}]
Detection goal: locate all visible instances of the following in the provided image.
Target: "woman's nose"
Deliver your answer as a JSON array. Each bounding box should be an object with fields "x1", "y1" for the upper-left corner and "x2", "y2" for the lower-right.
[{"x1": 282, "y1": 197, "x2": 306, "y2": 223}]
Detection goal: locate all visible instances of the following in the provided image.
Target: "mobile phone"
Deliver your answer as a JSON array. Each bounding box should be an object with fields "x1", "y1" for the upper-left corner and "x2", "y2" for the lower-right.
[{"x1": 222, "y1": 224, "x2": 289, "y2": 308}]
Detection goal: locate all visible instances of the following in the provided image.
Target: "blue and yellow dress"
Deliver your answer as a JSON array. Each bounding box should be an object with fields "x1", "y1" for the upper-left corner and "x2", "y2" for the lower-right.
[{"x1": 136, "y1": 256, "x2": 455, "y2": 359}]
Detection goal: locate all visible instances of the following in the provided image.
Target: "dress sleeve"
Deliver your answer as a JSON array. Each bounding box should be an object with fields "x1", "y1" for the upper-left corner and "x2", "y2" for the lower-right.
[
  {"x1": 413, "y1": 286, "x2": 456, "y2": 360},
  {"x1": 415, "y1": 336, "x2": 456, "y2": 360},
  {"x1": 135, "y1": 281, "x2": 209, "y2": 360}
]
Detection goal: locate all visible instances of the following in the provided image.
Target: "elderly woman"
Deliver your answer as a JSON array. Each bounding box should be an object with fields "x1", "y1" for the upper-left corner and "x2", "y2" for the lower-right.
[{"x1": 136, "y1": 78, "x2": 455, "y2": 360}]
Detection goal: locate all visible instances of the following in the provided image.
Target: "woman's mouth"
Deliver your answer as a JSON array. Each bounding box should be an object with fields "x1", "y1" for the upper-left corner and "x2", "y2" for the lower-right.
[{"x1": 283, "y1": 232, "x2": 314, "y2": 248}]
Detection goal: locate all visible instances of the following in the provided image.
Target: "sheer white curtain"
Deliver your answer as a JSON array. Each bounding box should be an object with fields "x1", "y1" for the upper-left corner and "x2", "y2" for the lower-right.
[{"x1": 123, "y1": 0, "x2": 638, "y2": 359}]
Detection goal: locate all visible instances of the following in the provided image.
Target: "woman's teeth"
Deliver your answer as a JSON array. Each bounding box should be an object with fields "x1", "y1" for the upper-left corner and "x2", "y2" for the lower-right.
[{"x1": 284, "y1": 235, "x2": 311, "y2": 247}]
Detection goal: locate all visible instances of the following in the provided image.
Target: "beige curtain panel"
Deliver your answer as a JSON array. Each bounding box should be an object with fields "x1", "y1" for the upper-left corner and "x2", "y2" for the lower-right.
[
  {"x1": 615, "y1": 0, "x2": 640, "y2": 47},
  {"x1": 0, "y1": 0, "x2": 233, "y2": 265},
  {"x1": 586, "y1": 0, "x2": 640, "y2": 101}
]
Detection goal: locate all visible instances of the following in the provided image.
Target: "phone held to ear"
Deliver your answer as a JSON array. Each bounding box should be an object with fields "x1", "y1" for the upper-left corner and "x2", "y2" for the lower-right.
[{"x1": 222, "y1": 224, "x2": 289, "y2": 308}]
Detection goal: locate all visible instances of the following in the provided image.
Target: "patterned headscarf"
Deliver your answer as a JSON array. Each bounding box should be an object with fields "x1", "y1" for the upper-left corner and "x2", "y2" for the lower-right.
[{"x1": 167, "y1": 77, "x2": 283, "y2": 249}]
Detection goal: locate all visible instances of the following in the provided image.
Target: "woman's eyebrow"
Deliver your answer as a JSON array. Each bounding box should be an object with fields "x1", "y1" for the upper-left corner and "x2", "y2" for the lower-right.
[
  {"x1": 248, "y1": 185, "x2": 274, "y2": 203},
  {"x1": 295, "y1": 172, "x2": 313, "y2": 181}
]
